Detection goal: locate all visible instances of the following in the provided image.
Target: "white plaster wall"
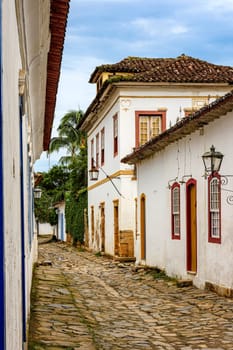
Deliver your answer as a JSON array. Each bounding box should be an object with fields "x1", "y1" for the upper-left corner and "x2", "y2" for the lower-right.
[
  {"x1": 38, "y1": 223, "x2": 55, "y2": 235},
  {"x1": 88, "y1": 94, "x2": 138, "y2": 254},
  {"x1": 1, "y1": 0, "x2": 50, "y2": 348},
  {"x1": 136, "y1": 110, "x2": 233, "y2": 290},
  {"x1": 119, "y1": 85, "x2": 231, "y2": 151},
  {"x1": 87, "y1": 81, "x2": 232, "y2": 258},
  {"x1": 2, "y1": 1, "x2": 23, "y2": 348}
]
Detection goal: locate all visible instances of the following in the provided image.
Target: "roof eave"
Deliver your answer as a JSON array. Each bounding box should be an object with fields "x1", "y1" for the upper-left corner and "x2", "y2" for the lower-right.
[
  {"x1": 43, "y1": 0, "x2": 70, "y2": 151},
  {"x1": 80, "y1": 80, "x2": 231, "y2": 132}
]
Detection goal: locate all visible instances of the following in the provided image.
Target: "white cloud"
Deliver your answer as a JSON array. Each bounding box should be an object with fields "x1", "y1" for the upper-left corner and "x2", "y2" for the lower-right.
[
  {"x1": 130, "y1": 18, "x2": 189, "y2": 37},
  {"x1": 56, "y1": 55, "x2": 102, "y2": 114},
  {"x1": 171, "y1": 25, "x2": 188, "y2": 35},
  {"x1": 202, "y1": 0, "x2": 233, "y2": 11}
]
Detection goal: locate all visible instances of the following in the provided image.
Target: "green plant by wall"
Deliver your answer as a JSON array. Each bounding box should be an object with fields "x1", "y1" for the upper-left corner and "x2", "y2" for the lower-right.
[{"x1": 65, "y1": 189, "x2": 87, "y2": 244}]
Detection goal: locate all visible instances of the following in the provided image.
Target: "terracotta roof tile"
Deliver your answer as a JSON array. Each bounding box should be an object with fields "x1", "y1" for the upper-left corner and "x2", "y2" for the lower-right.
[
  {"x1": 43, "y1": 0, "x2": 70, "y2": 151},
  {"x1": 90, "y1": 55, "x2": 233, "y2": 84}
]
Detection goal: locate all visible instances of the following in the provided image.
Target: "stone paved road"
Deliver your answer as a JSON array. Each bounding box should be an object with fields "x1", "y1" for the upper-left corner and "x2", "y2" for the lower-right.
[{"x1": 28, "y1": 239, "x2": 233, "y2": 350}]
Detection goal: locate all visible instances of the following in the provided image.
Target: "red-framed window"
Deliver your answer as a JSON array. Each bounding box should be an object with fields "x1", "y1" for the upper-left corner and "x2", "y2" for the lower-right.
[
  {"x1": 101, "y1": 127, "x2": 105, "y2": 165},
  {"x1": 208, "y1": 173, "x2": 221, "y2": 243},
  {"x1": 135, "y1": 111, "x2": 166, "y2": 147},
  {"x1": 113, "y1": 114, "x2": 118, "y2": 156},
  {"x1": 171, "y1": 182, "x2": 181, "y2": 239},
  {"x1": 96, "y1": 133, "x2": 99, "y2": 168},
  {"x1": 91, "y1": 138, "x2": 94, "y2": 168}
]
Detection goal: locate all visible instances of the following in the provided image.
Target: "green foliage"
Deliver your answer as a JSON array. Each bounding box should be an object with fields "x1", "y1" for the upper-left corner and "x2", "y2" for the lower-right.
[
  {"x1": 34, "y1": 165, "x2": 70, "y2": 225},
  {"x1": 48, "y1": 110, "x2": 86, "y2": 165},
  {"x1": 65, "y1": 190, "x2": 87, "y2": 244},
  {"x1": 39, "y1": 109, "x2": 88, "y2": 241}
]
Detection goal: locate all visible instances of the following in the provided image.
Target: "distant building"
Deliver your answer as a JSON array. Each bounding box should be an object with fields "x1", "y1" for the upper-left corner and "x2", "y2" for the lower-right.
[
  {"x1": 54, "y1": 201, "x2": 66, "y2": 242},
  {"x1": 0, "y1": 1, "x2": 70, "y2": 348},
  {"x1": 80, "y1": 55, "x2": 233, "y2": 268}
]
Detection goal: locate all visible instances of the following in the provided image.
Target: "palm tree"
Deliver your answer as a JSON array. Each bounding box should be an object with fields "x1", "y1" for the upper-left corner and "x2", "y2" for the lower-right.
[
  {"x1": 48, "y1": 109, "x2": 88, "y2": 244},
  {"x1": 48, "y1": 110, "x2": 86, "y2": 165}
]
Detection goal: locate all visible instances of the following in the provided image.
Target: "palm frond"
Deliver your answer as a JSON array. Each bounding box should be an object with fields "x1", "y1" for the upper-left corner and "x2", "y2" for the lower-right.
[{"x1": 48, "y1": 137, "x2": 70, "y2": 154}]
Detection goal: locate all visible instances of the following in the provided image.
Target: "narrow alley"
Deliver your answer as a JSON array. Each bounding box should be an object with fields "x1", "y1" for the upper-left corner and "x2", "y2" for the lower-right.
[{"x1": 28, "y1": 238, "x2": 233, "y2": 350}]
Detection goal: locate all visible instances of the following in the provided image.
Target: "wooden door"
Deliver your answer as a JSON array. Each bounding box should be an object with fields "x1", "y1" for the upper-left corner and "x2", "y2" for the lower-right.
[
  {"x1": 186, "y1": 179, "x2": 197, "y2": 272},
  {"x1": 140, "y1": 194, "x2": 146, "y2": 260},
  {"x1": 113, "y1": 200, "x2": 119, "y2": 256},
  {"x1": 100, "y1": 203, "x2": 105, "y2": 252}
]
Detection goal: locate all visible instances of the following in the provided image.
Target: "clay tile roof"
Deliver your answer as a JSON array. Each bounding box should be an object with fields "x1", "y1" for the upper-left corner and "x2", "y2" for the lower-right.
[
  {"x1": 89, "y1": 54, "x2": 233, "y2": 84},
  {"x1": 43, "y1": 0, "x2": 70, "y2": 151},
  {"x1": 121, "y1": 90, "x2": 233, "y2": 164}
]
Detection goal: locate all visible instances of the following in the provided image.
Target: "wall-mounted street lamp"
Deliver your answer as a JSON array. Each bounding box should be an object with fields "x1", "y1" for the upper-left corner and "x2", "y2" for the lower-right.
[
  {"x1": 89, "y1": 163, "x2": 123, "y2": 197},
  {"x1": 34, "y1": 187, "x2": 42, "y2": 199},
  {"x1": 89, "y1": 167, "x2": 99, "y2": 181},
  {"x1": 202, "y1": 145, "x2": 224, "y2": 175}
]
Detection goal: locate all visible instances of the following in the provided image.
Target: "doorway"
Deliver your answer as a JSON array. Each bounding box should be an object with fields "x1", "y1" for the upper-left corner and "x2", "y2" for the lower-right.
[
  {"x1": 186, "y1": 179, "x2": 197, "y2": 273},
  {"x1": 100, "y1": 203, "x2": 105, "y2": 252},
  {"x1": 113, "y1": 200, "x2": 119, "y2": 256},
  {"x1": 140, "y1": 194, "x2": 146, "y2": 260}
]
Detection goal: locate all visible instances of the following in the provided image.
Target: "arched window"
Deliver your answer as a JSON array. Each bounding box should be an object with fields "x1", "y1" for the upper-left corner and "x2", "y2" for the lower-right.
[
  {"x1": 208, "y1": 173, "x2": 221, "y2": 243},
  {"x1": 171, "y1": 182, "x2": 180, "y2": 239}
]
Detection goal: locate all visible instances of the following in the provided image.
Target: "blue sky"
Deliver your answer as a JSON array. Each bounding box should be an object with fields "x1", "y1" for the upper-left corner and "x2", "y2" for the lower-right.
[{"x1": 35, "y1": 0, "x2": 233, "y2": 171}]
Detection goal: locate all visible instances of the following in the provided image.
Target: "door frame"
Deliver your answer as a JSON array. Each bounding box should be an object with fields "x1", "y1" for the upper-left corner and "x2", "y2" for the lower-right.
[
  {"x1": 186, "y1": 178, "x2": 197, "y2": 273},
  {"x1": 100, "y1": 202, "x2": 105, "y2": 252},
  {"x1": 140, "y1": 193, "x2": 146, "y2": 260},
  {"x1": 113, "y1": 200, "x2": 119, "y2": 256}
]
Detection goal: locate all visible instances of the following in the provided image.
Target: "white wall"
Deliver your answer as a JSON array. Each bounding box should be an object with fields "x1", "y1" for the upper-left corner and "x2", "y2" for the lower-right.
[
  {"x1": 87, "y1": 84, "x2": 232, "y2": 257},
  {"x1": 136, "y1": 110, "x2": 233, "y2": 290},
  {"x1": 2, "y1": 1, "x2": 24, "y2": 348},
  {"x1": 1, "y1": 0, "x2": 50, "y2": 348},
  {"x1": 38, "y1": 223, "x2": 55, "y2": 236}
]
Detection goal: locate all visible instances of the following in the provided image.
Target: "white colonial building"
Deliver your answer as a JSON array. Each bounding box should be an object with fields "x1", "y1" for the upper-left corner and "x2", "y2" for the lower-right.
[
  {"x1": 122, "y1": 91, "x2": 233, "y2": 296},
  {"x1": 0, "y1": 1, "x2": 70, "y2": 348},
  {"x1": 81, "y1": 55, "x2": 233, "y2": 264}
]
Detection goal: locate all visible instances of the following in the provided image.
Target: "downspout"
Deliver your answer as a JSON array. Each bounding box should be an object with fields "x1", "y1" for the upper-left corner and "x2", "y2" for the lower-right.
[
  {"x1": 0, "y1": 1, "x2": 6, "y2": 348},
  {"x1": 19, "y1": 96, "x2": 26, "y2": 343}
]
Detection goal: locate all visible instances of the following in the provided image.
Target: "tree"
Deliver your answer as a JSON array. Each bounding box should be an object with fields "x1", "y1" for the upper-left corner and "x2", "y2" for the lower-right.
[
  {"x1": 47, "y1": 109, "x2": 88, "y2": 244},
  {"x1": 34, "y1": 165, "x2": 70, "y2": 225},
  {"x1": 48, "y1": 110, "x2": 86, "y2": 165}
]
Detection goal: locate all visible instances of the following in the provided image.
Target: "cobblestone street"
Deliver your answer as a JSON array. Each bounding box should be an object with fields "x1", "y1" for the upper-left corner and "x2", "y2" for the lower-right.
[{"x1": 28, "y1": 239, "x2": 233, "y2": 350}]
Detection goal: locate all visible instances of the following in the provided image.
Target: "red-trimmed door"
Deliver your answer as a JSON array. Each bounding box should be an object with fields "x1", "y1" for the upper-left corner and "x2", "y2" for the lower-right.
[
  {"x1": 186, "y1": 179, "x2": 197, "y2": 272},
  {"x1": 100, "y1": 203, "x2": 105, "y2": 252},
  {"x1": 140, "y1": 194, "x2": 146, "y2": 260},
  {"x1": 113, "y1": 200, "x2": 119, "y2": 256}
]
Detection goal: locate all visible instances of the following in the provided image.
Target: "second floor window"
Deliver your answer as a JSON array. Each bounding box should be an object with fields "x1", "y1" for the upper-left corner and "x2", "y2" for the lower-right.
[
  {"x1": 101, "y1": 128, "x2": 105, "y2": 165},
  {"x1": 113, "y1": 114, "x2": 118, "y2": 156},
  {"x1": 135, "y1": 111, "x2": 166, "y2": 147},
  {"x1": 96, "y1": 133, "x2": 99, "y2": 168},
  {"x1": 91, "y1": 139, "x2": 94, "y2": 168},
  {"x1": 171, "y1": 183, "x2": 180, "y2": 239}
]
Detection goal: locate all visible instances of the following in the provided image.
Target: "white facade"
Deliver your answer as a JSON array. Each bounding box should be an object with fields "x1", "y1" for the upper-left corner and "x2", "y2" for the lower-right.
[
  {"x1": 86, "y1": 80, "x2": 232, "y2": 258},
  {"x1": 0, "y1": 0, "x2": 69, "y2": 348},
  {"x1": 38, "y1": 223, "x2": 55, "y2": 236},
  {"x1": 129, "y1": 97, "x2": 233, "y2": 293}
]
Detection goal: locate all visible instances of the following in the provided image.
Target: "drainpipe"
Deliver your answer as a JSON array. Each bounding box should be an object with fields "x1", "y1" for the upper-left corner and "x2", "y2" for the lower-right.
[{"x1": 0, "y1": 1, "x2": 6, "y2": 348}]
